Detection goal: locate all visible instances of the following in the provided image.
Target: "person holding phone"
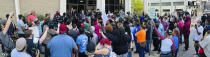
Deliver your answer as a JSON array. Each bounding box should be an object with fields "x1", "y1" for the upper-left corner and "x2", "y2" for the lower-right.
[{"x1": 193, "y1": 20, "x2": 204, "y2": 55}]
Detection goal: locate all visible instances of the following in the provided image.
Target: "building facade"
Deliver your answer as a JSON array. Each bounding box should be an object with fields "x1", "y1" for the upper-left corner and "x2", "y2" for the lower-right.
[
  {"x1": 0, "y1": 0, "x2": 132, "y2": 21},
  {"x1": 145, "y1": 0, "x2": 188, "y2": 16}
]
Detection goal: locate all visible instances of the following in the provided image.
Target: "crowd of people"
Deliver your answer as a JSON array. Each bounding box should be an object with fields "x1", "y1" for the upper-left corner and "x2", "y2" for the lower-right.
[{"x1": 0, "y1": 8, "x2": 210, "y2": 57}]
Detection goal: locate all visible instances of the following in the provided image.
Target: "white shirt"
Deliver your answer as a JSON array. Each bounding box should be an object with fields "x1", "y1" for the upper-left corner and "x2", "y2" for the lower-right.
[
  {"x1": 199, "y1": 34, "x2": 210, "y2": 57},
  {"x1": 194, "y1": 26, "x2": 204, "y2": 41},
  {"x1": 11, "y1": 49, "x2": 31, "y2": 57},
  {"x1": 161, "y1": 38, "x2": 173, "y2": 52},
  {"x1": 28, "y1": 26, "x2": 40, "y2": 44}
]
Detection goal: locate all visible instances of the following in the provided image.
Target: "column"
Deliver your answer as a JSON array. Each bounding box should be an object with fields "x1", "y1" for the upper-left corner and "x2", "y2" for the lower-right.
[
  {"x1": 14, "y1": 0, "x2": 20, "y2": 21},
  {"x1": 125, "y1": 0, "x2": 131, "y2": 13},
  {"x1": 97, "y1": 0, "x2": 105, "y2": 12},
  {"x1": 60, "y1": 0, "x2": 66, "y2": 15}
]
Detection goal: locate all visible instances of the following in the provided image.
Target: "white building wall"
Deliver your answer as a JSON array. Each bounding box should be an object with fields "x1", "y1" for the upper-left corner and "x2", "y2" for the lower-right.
[
  {"x1": 125, "y1": 0, "x2": 131, "y2": 14},
  {"x1": 147, "y1": 0, "x2": 187, "y2": 16},
  {"x1": 97, "y1": 0, "x2": 105, "y2": 12}
]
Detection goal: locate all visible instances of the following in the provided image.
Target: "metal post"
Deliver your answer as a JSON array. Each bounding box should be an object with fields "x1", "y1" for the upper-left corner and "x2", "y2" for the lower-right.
[{"x1": 160, "y1": 0, "x2": 162, "y2": 16}]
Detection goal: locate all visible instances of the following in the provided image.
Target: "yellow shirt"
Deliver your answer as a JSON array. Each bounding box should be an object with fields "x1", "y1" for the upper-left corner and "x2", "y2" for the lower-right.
[{"x1": 136, "y1": 29, "x2": 146, "y2": 43}]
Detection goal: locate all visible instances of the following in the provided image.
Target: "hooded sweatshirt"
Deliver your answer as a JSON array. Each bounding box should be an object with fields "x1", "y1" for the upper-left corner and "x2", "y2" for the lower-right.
[{"x1": 183, "y1": 16, "x2": 191, "y2": 35}]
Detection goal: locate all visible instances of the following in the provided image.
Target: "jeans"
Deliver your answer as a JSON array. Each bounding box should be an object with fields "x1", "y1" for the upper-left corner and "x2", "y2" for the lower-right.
[
  {"x1": 127, "y1": 48, "x2": 132, "y2": 57},
  {"x1": 179, "y1": 34, "x2": 183, "y2": 44},
  {"x1": 137, "y1": 44, "x2": 145, "y2": 57},
  {"x1": 134, "y1": 38, "x2": 139, "y2": 52},
  {"x1": 174, "y1": 49, "x2": 179, "y2": 57},
  {"x1": 145, "y1": 40, "x2": 151, "y2": 55},
  {"x1": 160, "y1": 52, "x2": 172, "y2": 57},
  {"x1": 184, "y1": 34, "x2": 189, "y2": 50},
  {"x1": 117, "y1": 53, "x2": 128, "y2": 57}
]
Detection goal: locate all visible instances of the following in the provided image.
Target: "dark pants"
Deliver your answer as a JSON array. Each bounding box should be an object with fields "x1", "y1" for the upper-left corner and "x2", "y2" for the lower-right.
[
  {"x1": 137, "y1": 44, "x2": 145, "y2": 57},
  {"x1": 184, "y1": 34, "x2": 189, "y2": 50},
  {"x1": 43, "y1": 44, "x2": 50, "y2": 57},
  {"x1": 145, "y1": 40, "x2": 151, "y2": 54},
  {"x1": 198, "y1": 53, "x2": 207, "y2": 57},
  {"x1": 134, "y1": 38, "x2": 139, "y2": 52},
  {"x1": 160, "y1": 53, "x2": 172, "y2": 57},
  {"x1": 179, "y1": 34, "x2": 183, "y2": 44},
  {"x1": 194, "y1": 41, "x2": 199, "y2": 54},
  {"x1": 153, "y1": 38, "x2": 161, "y2": 51},
  {"x1": 174, "y1": 49, "x2": 179, "y2": 57},
  {"x1": 78, "y1": 52, "x2": 87, "y2": 57}
]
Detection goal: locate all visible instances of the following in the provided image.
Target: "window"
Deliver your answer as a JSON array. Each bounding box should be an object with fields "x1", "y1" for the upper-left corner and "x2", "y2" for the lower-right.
[
  {"x1": 155, "y1": 9, "x2": 159, "y2": 12},
  {"x1": 173, "y1": 2, "x2": 184, "y2": 6},
  {"x1": 151, "y1": 3, "x2": 160, "y2": 6},
  {"x1": 207, "y1": 2, "x2": 210, "y2": 10},
  {"x1": 161, "y1": 2, "x2": 171, "y2": 6},
  {"x1": 163, "y1": 9, "x2": 170, "y2": 12}
]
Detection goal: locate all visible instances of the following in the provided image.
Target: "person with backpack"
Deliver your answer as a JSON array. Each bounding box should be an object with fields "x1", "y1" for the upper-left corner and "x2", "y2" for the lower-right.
[{"x1": 0, "y1": 12, "x2": 15, "y2": 57}]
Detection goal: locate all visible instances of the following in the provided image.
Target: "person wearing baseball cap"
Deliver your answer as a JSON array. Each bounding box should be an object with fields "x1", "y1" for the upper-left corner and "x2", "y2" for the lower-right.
[
  {"x1": 11, "y1": 38, "x2": 40, "y2": 57},
  {"x1": 47, "y1": 24, "x2": 78, "y2": 57}
]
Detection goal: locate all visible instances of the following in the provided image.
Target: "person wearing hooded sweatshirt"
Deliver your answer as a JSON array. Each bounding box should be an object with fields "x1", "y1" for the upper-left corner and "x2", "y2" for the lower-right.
[{"x1": 183, "y1": 16, "x2": 191, "y2": 51}]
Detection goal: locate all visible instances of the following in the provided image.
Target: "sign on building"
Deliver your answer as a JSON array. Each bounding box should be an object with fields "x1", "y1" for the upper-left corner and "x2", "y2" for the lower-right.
[{"x1": 149, "y1": 8, "x2": 155, "y2": 19}]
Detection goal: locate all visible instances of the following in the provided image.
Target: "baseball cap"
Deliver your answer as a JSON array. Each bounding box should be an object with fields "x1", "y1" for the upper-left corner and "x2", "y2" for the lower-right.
[
  {"x1": 59, "y1": 24, "x2": 67, "y2": 34},
  {"x1": 197, "y1": 19, "x2": 201, "y2": 23},
  {"x1": 99, "y1": 38, "x2": 112, "y2": 46},
  {"x1": 166, "y1": 30, "x2": 172, "y2": 35},
  {"x1": 34, "y1": 18, "x2": 38, "y2": 22},
  {"x1": 16, "y1": 38, "x2": 26, "y2": 51}
]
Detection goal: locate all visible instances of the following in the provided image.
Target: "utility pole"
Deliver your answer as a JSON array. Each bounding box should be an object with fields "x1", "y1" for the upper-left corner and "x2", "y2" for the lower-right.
[{"x1": 160, "y1": 0, "x2": 162, "y2": 16}]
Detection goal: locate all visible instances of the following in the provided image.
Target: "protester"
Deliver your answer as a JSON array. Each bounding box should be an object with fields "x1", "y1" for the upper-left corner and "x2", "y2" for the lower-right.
[
  {"x1": 28, "y1": 11, "x2": 37, "y2": 22},
  {"x1": 11, "y1": 38, "x2": 40, "y2": 57},
  {"x1": 76, "y1": 28, "x2": 88, "y2": 57},
  {"x1": 69, "y1": 24, "x2": 79, "y2": 41},
  {"x1": 171, "y1": 29, "x2": 179, "y2": 57},
  {"x1": 183, "y1": 16, "x2": 191, "y2": 51},
  {"x1": 199, "y1": 26, "x2": 210, "y2": 57},
  {"x1": 47, "y1": 24, "x2": 78, "y2": 57},
  {"x1": 132, "y1": 22, "x2": 140, "y2": 53},
  {"x1": 0, "y1": 13, "x2": 15, "y2": 57},
  {"x1": 17, "y1": 14, "x2": 25, "y2": 37},
  {"x1": 145, "y1": 19, "x2": 153, "y2": 55},
  {"x1": 94, "y1": 31, "x2": 113, "y2": 57},
  {"x1": 178, "y1": 18, "x2": 184, "y2": 44},
  {"x1": 193, "y1": 20, "x2": 204, "y2": 55},
  {"x1": 112, "y1": 22, "x2": 131, "y2": 57},
  {"x1": 153, "y1": 24, "x2": 176, "y2": 57},
  {"x1": 136, "y1": 24, "x2": 146, "y2": 57}
]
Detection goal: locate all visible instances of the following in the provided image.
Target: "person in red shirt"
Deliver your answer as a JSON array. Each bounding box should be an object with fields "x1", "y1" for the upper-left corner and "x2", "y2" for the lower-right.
[{"x1": 28, "y1": 11, "x2": 37, "y2": 22}]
